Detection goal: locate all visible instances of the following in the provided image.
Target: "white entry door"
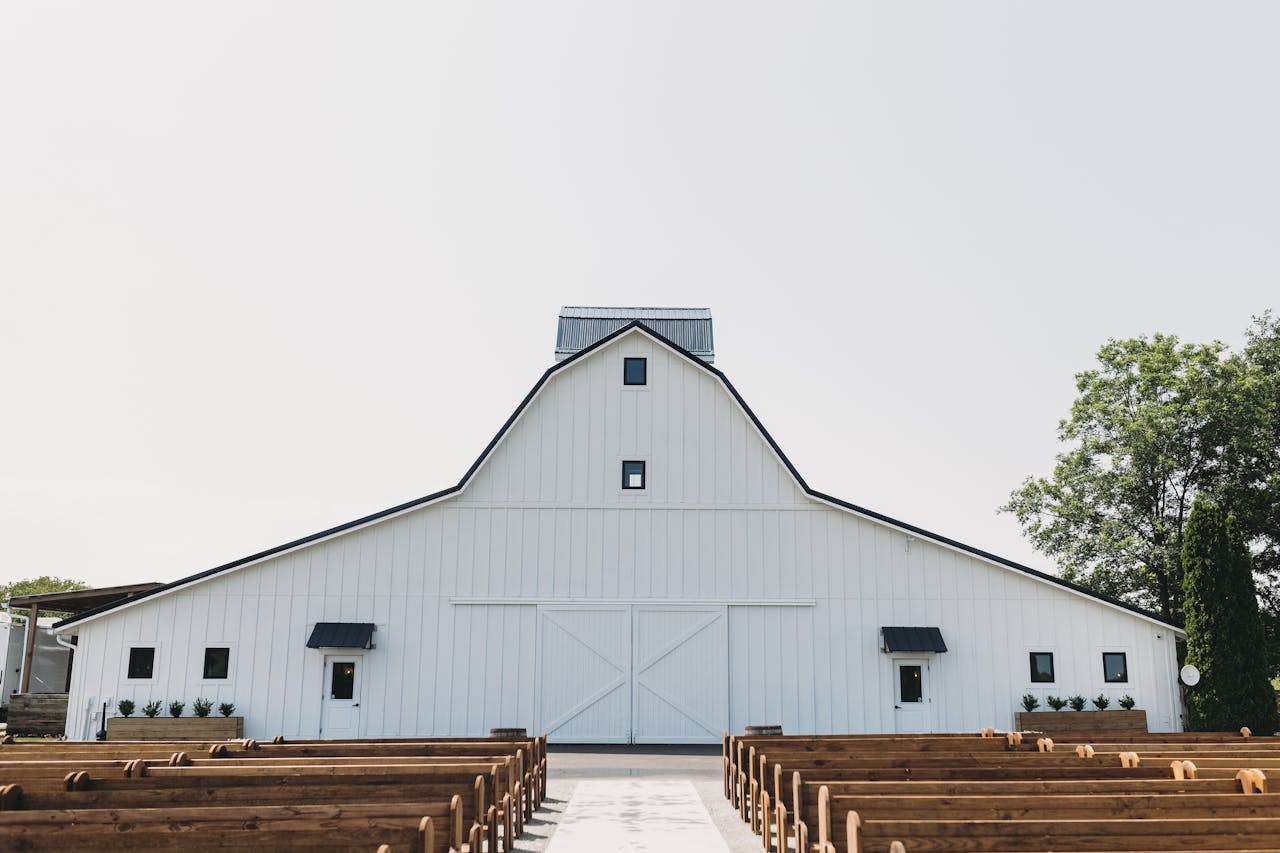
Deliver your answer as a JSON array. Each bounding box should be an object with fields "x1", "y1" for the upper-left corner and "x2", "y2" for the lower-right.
[
  {"x1": 893, "y1": 658, "x2": 932, "y2": 733},
  {"x1": 320, "y1": 656, "x2": 362, "y2": 739},
  {"x1": 633, "y1": 606, "x2": 728, "y2": 744},
  {"x1": 537, "y1": 606, "x2": 632, "y2": 743}
]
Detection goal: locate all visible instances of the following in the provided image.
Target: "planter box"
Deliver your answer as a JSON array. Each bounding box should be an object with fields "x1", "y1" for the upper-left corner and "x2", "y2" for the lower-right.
[
  {"x1": 1014, "y1": 709, "x2": 1147, "y2": 735},
  {"x1": 106, "y1": 716, "x2": 244, "y2": 741},
  {"x1": 7, "y1": 693, "x2": 69, "y2": 737}
]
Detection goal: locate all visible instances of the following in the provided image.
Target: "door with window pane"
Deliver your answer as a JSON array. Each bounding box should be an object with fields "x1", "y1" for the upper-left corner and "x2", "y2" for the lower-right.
[
  {"x1": 320, "y1": 656, "x2": 361, "y2": 738},
  {"x1": 892, "y1": 658, "x2": 931, "y2": 733}
]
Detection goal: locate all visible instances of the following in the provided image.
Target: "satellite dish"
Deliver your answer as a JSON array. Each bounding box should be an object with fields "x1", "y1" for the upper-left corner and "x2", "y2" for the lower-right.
[{"x1": 1180, "y1": 664, "x2": 1201, "y2": 686}]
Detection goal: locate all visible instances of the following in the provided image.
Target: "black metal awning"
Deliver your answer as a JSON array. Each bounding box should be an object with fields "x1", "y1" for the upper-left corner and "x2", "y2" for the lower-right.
[
  {"x1": 881, "y1": 626, "x2": 947, "y2": 653},
  {"x1": 306, "y1": 622, "x2": 376, "y2": 649}
]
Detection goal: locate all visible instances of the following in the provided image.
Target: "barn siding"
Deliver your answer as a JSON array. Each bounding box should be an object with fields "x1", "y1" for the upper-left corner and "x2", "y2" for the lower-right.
[{"x1": 61, "y1": 329, "x2": 1182, "y2": 741}]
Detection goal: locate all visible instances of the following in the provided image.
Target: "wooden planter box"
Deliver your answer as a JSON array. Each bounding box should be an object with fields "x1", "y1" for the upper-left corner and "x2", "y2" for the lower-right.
[
  {"x1": 106, "y1": 716, "x2": 244, "y2": 741},
  {"x1": 1014, "y1": 709, "x2": 1147, "y2": 735},
  {"x1": 6, "y1": 693, "x2": 69, "y2": 737}
]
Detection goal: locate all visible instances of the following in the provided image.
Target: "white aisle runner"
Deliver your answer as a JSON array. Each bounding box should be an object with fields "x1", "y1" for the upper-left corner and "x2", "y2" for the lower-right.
[{"x1": 544, "y1": 779, "x2": 731, "y2": 853}]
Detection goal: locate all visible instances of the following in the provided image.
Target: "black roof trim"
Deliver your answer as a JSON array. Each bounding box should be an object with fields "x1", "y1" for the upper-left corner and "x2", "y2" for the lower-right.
[
  {"x1": 56, "y1": 322, "x2": 642, "y2": 629},
  {"x1": 58, "y1": 320, "x2": 1182, "y2": 631}
]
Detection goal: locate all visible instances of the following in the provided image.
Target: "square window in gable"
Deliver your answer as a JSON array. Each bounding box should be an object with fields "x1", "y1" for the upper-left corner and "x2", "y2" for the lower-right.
[
  {"x1": 624, "y1": 357, "x2": 647, "y2": 386},
  {"x1": 622, "y1": 460, "x2": 646, "y2": 489}
]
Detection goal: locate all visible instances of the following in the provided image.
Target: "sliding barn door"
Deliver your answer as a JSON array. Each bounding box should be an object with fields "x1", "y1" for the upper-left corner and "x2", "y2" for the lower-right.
[
  {"x1": 632, "y1": 605, "x2": 728, "y2": 744},
  {"x1": 536, "y1": 606, "x2": 631, "y2": 743},
  {"x1": 536, "y1": 604, "x2": 729, "y2": 744}
]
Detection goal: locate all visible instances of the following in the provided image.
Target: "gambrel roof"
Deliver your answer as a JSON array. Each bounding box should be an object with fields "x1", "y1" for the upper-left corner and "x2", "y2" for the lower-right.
[{"x1": 57, "y1": 321, "x2": 1182, "y2": 631}]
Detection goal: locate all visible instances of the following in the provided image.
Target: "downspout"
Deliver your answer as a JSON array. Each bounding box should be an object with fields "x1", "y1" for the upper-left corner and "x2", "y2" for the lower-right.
[{"x1": 54, "y1": 633, "x2": 82, "y2": 739}]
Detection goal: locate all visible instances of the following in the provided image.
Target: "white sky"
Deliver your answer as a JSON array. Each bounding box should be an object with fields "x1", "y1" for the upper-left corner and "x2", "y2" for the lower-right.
[{"x1": 1, "y1": 3, "x2": 1277, "y2": 590}]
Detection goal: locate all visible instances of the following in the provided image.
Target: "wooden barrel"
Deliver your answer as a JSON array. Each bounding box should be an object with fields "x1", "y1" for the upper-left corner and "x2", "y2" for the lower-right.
[{"x1": 745, "y1": 725, "x2": 783, "y2": 736}]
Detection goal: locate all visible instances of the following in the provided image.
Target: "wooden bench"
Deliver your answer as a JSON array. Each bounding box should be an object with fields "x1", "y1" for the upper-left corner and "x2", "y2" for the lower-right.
[
  {"x1": 840, "y1": 814, "x2": 1280, "y2": 853},
  {"x1": 259, "y1": 737, "x2": 546, "y2": 810},
  {"x1": 0, "y1": 802, "x2": 458, "y2": 852},
  {"x1": 783, "y1": 772, "x2": 1257, "y2": 852},
  {"x1": 747, "y1": 753, "x2": 1164, "y2": 833},
  {"x1": 0, "y1": 764, "x2": 511, "y2": 850},
  {"x1": 812, "y1": 788, "x2": 1280, "y2": 852}
]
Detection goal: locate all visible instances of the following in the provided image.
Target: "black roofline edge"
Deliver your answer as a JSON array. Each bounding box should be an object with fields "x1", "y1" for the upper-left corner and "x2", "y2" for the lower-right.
[{"x1": 58, "y1": 320, "x2": 1182, "y2": 632}]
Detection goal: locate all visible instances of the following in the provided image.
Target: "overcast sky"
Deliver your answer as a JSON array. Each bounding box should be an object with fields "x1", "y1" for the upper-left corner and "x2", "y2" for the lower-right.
[{"x1": 2, "y1": 3, "x2": 1277, "y2": 591}]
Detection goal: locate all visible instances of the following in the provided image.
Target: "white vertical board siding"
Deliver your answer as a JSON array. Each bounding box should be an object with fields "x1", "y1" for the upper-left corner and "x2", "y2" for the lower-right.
[{"x1": 62, "y1": 328, "x2": 1182, "y2": 740}]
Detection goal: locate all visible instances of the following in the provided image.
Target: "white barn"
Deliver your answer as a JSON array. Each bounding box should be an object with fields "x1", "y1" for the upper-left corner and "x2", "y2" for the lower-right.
[{"x1": 56, "y1": 308, "x2": 1185, "y2": 742}]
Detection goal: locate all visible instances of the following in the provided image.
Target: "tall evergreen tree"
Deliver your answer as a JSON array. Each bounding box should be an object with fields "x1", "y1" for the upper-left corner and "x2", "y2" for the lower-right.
[{"x1": 1182, "y1": 498, "x2": 1278, "y2": 733}]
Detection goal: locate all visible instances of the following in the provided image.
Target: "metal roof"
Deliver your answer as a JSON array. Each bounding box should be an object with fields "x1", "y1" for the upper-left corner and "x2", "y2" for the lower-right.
[
  {"x1": 556, "y1": 306, "x2": 714, "y2": 362},
  {"x1": 881, "y1": 626, "x2": 948, "y2": 653},
  {"x1": 306, "y1": 622, "x2": 376, "y2": 649},
  {"x1": 8, "y1": 582, "x2": 164, "y2": 615}
]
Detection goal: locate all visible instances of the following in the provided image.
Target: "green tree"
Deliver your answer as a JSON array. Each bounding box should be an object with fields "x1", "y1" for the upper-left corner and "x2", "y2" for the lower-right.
[
  {"x1": 1001, "y1": 333, "x2": 1239, "y2": 620},
  {"x1": 1181, "y1": 498, "x2": 1278, "y2": 733},
  {"x1": 0, "y1": 576, "x2": 90, "y2": 619}
]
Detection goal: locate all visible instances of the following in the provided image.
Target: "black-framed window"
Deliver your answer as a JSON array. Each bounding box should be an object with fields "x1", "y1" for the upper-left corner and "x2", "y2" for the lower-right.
[
  {"x1": 1103, "y1": 652, "x2": 1128, "y2": 683},
  {"x1": 1029, "y1": 652, "x2": 1055, "y2": 683},
  {"x1": 127, "y1": 647, "x2": 155, "y2": 680},
  {"x1": 622, "y1": 460, "x2": 646, "y2": 489},
  {"x1": 624, "y1": 357, "x2": 647, "y2": 386},
  {"x1": 203, "y1": 647, "x2": 230, "y2": 680},
  {"x1": 331, "y1": 661, "x2": 356, "y2": 700}
]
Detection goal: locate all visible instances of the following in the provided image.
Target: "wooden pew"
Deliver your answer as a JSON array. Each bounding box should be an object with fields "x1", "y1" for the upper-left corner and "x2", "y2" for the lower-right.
[
  {"x1": 810, "y1": 788, "x2": 1280, "y2": 853},
  {"x1": 726, "y1": 734, "x2": 997, "y2": 809},
  {"x1": 752, "y1": 748, "x2": 1119, "y2": 817},
  {"x1": 0, "y1": 802, "x2": 457, "y2": 852},
  {"x1": 0, "y1": 776, "x2": 485, "y2": 837},
  {"x1": 113, "y1": 764, "x2": 510, "y2": 852},
  {"x1": 259, "y1": 737, "x2": 546, "y2": 811},
  {"x1": 789, "y1": 774, "x2": 1249, "y2": 835},
  {"x1": 840, "y1": 813, "x2": 1280, "y2": 853},
  {"x1": 0, "y1": 766, "x2": 509, "y2": 850},
  {"x1": 747, "y1": 750, "x2": 1155, "y2": 834}
]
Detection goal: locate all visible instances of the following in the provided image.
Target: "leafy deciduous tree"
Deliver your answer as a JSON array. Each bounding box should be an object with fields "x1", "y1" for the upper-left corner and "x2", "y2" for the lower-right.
[
  {"x1": 0, "y1": 577, "x2": 89, "y2": 618},
  {"x1": 1001, "y1": 334, "x2": 1238, "y2": 620}
]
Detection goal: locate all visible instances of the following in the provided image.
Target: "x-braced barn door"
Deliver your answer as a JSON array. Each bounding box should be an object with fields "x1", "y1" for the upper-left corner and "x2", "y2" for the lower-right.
[
  {"x1": 632, "y1": 606, "x2": 728, "y2": 744},
  {"x1": 535, "y1": 604, "x2": 728, "y2": 744},
  {"x1": 536, "y1": 606, "x2": 631, "y2": 743}
]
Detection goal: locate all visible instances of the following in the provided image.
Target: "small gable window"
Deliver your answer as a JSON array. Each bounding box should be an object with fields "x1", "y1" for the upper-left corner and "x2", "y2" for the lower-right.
[
  {"x1": 1103, "y1": 652, "x2": 1128, "y2": 683},
  {"x1": 127, "y1": 647, "x2": 155, "y2": 680},
  {"x1": 622, "y1": 460, "x2": 646, "y2": 490},
  {"x1": 1029, "y1": 652, "x2": 1055, "y2": 683},
  {"x1": 624, "y1": 357, "x2": 647, "y2": 386},
  {"x1": 203, "y1": 647, "x2": 230, "y2": 680}
]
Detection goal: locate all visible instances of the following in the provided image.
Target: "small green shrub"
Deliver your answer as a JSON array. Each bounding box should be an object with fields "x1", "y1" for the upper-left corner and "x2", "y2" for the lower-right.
[
  {"x1": 1046, "y1": 695, "x2": 1068, "y2": 711},
  {"x1": 1067, "y1": 695, "x2": 1086, "y2": 712},
  {"x1": 1119, "y1": 695, "x2": 1136, "y2": 710},
  {"x1": 218, "y1": 702, "x2": 236, "y2": 718},
  {"x1": 168, "y1": 700, "x2": 185, "y2": 718},
  {"x1": 192, "y1": 698, "x2": 214, "y2": 718},
  {"x1": 1092, "y1": 693, "x2": 1111, "y2": 710},
  {"x1": 1020, "y1": 693, "x2": 1040, "y2": 712},
  {"x1": 142, "y1": 701, "x2": 162, "y2": 718},
  {"x1": 116, "y1": 699, "x2": 135, "y2": 718}
]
